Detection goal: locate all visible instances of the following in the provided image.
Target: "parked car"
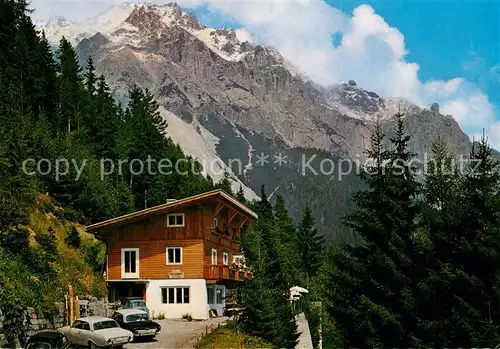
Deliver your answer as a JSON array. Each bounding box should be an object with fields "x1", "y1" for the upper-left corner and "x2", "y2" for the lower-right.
[
  {"x1": 25, "y1": 331, "x2": 71, "y2": 349},
  {"x1": 119, "y1": 297, "x2": 149, "y2": 315},
  {"x1": 112, "y1": 309, "x2": 161, "y2": 340},
  {"x1": 58, "y1": 316, "x2": 133, "y2": 349}
]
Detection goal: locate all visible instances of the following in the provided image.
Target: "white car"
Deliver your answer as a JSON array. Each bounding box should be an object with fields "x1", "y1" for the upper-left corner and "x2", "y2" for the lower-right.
[{"x1": 59, "y1": 316, "x2": 133, "y2": 349}]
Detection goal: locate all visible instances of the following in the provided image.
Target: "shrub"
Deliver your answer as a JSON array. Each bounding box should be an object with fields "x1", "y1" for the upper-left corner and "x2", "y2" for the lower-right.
[
  {"x1": 65, "y1": 226, "x2": 81, "y2": 248},
  {"x1": 154, "y1": 312, "x2": 165, "y2": 320},
  {"x1": 182, "y1": 313, "x2": 193, "y2": 321}
]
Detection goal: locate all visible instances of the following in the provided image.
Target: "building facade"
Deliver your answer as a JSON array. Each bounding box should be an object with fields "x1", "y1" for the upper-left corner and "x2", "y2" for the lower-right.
[{"x1": 86, "y1": 190, "x2": 256, "y2": 320}]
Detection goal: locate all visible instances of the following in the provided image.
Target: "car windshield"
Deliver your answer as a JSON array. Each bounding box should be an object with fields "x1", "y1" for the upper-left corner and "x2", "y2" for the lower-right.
[
  {"x1": 130, "y1": 300, "x2": 146, "y2": 307},
  {"x1": 93, "y1": 320, "x2": 119, "y2": 331},
  {"x1": 27, "y1": 343, "x2": 51, "y2": 349},
  {"x1": 125, "y1": 314, "x2": 149, "y2": 322},
  {"x1": 27, "y1": 336, "x2": 68, "y2": 349}
]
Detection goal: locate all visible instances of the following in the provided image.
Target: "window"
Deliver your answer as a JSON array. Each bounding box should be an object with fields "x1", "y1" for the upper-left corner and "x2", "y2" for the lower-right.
[
  {"x1": 223, "y1": 252, "x2": 229, "y2": 266},
  {"x1": 93, "y1": 320, "x2": 119, "y2": 331},
  {"x1": 233, "y1": 255, "x2": 245, "y2": 266},
  {"x1": 125, "y1": 313, "x2": 148, "y2": 323},
  {"x1": 167, "y1": 213, "x2": 185, "y2": 227},
  {"x1": 216, "y1": 288, "x2": 224, "y2": 304},
  {"x1": 166, "y1": 247, "x2": 182, "y2": 265},
  {"x1": 71, "y1": 320, "x2": 84, "y2": 329},
  {"x1": 81, "y1": 322, "x2": 90, "y2": 331},
  {"x1": 207, "y1": 287, "x2": 215, "y2": 304},
  {"x1": 211, "y1": 249, "x2": 217, "y2": 265},
  {"x1": 121, "y1": 248, "x2": 139, "y2": 279},
  {"x1": 161, "y1": 287, "x2": 190, "y2": 304},
  {"x1": 211, "y1": 218, "x2": 218, "y2": 230}
]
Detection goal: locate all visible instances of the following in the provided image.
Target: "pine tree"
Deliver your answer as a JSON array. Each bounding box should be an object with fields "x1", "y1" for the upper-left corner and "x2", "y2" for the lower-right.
[
  {"x1": 419, "y1": 135, "x2": 500, "y2": 346},
  {"x1": 57, "y1": 36, "x2": 83, "y2": 134},
  {"x1": 296, "y1": 205, "x2": 324, "y2": 288},
  {"x1": 324, "y1": 115, "x2": 422, "y2": 347},
  {"x1": 236, "y1": 185, "x2": 246, "y2": 205},
  {"x1": 274, "y1": 194, "x2": 300, "y2": 286},
  {"x1": 84, "y1": 56, "x2": 97, "y2": 95},
  {"x1": 65, "y1": 226, "x2": 81, "y2": 248},
  {"x1": 238, "y1": 186, "x2": 299, "y2": 348}
]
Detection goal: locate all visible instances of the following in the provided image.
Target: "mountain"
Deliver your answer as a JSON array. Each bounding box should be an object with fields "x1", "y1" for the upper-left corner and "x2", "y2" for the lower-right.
[{"x1": 40, "y1": 3, "x2": 472, "y2": 243}]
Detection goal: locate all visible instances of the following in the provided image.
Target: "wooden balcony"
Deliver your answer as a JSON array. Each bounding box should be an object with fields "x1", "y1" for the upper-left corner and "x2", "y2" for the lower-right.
[{"x1": 204, "y1": 265, "x2": 251, "y2": 282}]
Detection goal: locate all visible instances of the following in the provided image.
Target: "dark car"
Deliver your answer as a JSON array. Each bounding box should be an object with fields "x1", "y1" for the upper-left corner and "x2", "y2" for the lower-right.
[
  {"x1": 112, "y1": 309, "x2": 161, "y2": 340},
  {"x1": 25, "y1": 331, "x2": 71, "y2": 349},
  {"x1": 118, "y1": 297, "x2": 150, "y2": 315}
]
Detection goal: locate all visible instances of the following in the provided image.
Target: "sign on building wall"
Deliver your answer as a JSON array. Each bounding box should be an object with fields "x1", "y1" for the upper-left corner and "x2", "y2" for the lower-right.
[{"x1": 169, "y1": 270, "x2": 185, "y2": 278}]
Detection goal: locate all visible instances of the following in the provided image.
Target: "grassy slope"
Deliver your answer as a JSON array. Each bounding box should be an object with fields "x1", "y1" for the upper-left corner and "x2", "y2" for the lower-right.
[
  {"x1": 197, "y1": 325, "x2": 273, "y2": 349},
  {"x1": 0, "y1": 194, "x2": 106, "y2": 309}
]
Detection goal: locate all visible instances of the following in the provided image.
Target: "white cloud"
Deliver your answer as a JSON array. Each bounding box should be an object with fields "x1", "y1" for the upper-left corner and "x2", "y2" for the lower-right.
[
  {"x1": 188, "y1": 0, "x2": 500, "y2": 149},
  {"x1": 31, "y1": 0, "x2": 500, "y2": 149},
  {"x1": 235, "y1": 28, "x2": 253, "y2": 44}
]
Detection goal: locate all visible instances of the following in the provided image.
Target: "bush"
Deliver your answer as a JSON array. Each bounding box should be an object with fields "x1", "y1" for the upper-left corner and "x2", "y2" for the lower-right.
[
  {"x1": 182, "y1": 313, "x2": 193, "y2": 321},
  {"x1": 65, "y1": 226, "x2": 81, "y2": 248},
  {"x1": 154, "y1": 312, "x2": 165, "y2": 320}
]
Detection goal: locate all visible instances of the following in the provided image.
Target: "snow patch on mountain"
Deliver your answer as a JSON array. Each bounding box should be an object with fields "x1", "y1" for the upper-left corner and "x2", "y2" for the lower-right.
[
  {"x1": 40, "y1": 3, "x2": 137, "y2": 44},
  {"x1": 40, "y1": 2, "x2": 254, "y2": 63},
  {"x1": 159, "y1": 108, "x2": 259, "y2": 201}
]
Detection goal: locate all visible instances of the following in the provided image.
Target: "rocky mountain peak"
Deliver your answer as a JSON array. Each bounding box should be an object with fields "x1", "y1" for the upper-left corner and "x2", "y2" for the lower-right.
[
  {"x1": 125, "y1": 5, "x2": 164, "y2": 31},
  {"x1": 46, "y1": 16, "x2": 72, "y2": 28},
  {"x1": 324, "y1": 82, "x2": 386, "y2": 121}
]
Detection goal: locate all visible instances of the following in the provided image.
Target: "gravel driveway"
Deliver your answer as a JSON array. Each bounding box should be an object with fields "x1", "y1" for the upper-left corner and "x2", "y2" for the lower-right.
[{"x1": 124, "y1": 317, "x2": 228, "y2": 349}]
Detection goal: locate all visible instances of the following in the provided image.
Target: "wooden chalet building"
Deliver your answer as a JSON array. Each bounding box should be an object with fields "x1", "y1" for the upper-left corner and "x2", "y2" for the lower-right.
[{"x1": 86, "y1": 189, "x2": 257, "y2": 319}]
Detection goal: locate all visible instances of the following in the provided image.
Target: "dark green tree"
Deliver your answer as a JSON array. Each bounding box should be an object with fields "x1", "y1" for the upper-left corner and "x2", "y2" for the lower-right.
[
  {"x1": 65, "y1": 226, "x2": 81, "y2": 248},
  {"x1": 236, "y1": 185, "x2": 246, "y2": 205},
  {"x1": 84, "y1": 56, "x2": 97, "y2": 95},
  {"x1": 238, "y1": 186, "x2": 299, "y2": 348},
  {"x1": 324, "y1": 115, "x2": 422, "y2": 347},
  {"x1": 57, "y1": 36, "x2": 83, "y2": 134},
  {"x1": 418, "y1": 135, "x2": 500, "y2": 347},
  {"x1": 274, "y1": 194, "x2": 300, "y2": 286},
  {"x1": 296, "y1": 205, "x2": 324, "y2": 288}
]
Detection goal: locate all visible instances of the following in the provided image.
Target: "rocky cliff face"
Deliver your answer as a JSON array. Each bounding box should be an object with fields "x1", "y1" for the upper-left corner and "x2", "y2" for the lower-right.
[{"x1": 41, "y1": 2, "x2": 472, "y2": 242}]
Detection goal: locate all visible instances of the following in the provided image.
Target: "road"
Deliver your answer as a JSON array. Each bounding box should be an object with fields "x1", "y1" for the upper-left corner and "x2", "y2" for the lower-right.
[{"x1": 124, "y1": 317, "x2": 228, "y2": 349}]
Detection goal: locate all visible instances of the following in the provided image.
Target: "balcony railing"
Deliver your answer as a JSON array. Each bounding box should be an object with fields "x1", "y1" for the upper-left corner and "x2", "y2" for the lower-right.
[{"x1": 204, "y1": 265, "x2": 252, "y2": 281}]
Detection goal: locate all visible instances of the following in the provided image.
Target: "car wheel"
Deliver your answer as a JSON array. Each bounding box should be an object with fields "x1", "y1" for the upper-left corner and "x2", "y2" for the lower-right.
[
  {"x1": 115, "y1": 345, "x2": 123, "y2": 349},
  {"x1": 88, "y1": 341, "x2": 99, "y2": 349}
]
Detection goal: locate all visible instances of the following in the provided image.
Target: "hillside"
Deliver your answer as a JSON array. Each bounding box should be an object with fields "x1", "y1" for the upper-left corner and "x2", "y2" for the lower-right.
[
  {"x1": 0, "y1": 195, "x2": 106, "y2": 342},
  {"x1": 0, "y1": 2, "x2": 227, "y2": 344}
]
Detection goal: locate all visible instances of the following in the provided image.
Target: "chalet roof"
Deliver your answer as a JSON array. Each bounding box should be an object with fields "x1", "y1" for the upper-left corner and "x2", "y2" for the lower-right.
[{"x1": 85, "y1": 189, "x2": 257, "y2": 233}]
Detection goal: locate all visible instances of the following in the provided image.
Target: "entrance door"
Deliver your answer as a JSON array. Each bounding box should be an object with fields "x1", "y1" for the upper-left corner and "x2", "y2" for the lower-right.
[{"x1": 207, "y1": 285, "x2": 225, "y2": 316}]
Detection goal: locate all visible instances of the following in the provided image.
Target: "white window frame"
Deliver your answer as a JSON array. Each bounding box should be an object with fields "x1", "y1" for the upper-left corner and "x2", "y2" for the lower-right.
[
  {"x1": 167, "y1": 213, "x2": 185, "y2": 227},
  {"x1": 121, "y1": 248, "x2": 139, "y2": 279},
  {"x1": 211, "y1": 249, "x2": 218, "y2": 265},
  {"x1": 211, "y1": 218, "x2": 218, "y2": 230},
  {"x1": 223, "y1": 252, "x2": 229, "y2": 266},
  {"x1": 233, "y1": 255, "x2": 245, "y2": 266},
  {"x1": 166, "y1": 247, "x2": 183, "y2": 265},
  {"x1": 161, "y1": 286, "x2": 190, "y2": 304}
]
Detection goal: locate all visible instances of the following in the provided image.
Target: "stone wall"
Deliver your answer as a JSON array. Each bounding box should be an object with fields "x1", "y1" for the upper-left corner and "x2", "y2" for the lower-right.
[
  {"x1": 78, "y1": 296, "x2": 112, "y2": 318},
  {"x1": 6, "y1": 297, "x2": 111, "y2": 345},
  {"x1": 24, "y1": 303, "x2": 65, "y2": 339},
  {"x1": 0, "y1": 309, "x2": 6, "y2": 346}
]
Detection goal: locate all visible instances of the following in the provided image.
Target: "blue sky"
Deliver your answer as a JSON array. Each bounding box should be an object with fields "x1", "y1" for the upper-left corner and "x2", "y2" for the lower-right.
[
  {"x1": 331, "y1": 0, "x2": 500, "y2": 114},
  {"x1": 32, "y1": 0, "x2": 500, "y2": 147}
]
